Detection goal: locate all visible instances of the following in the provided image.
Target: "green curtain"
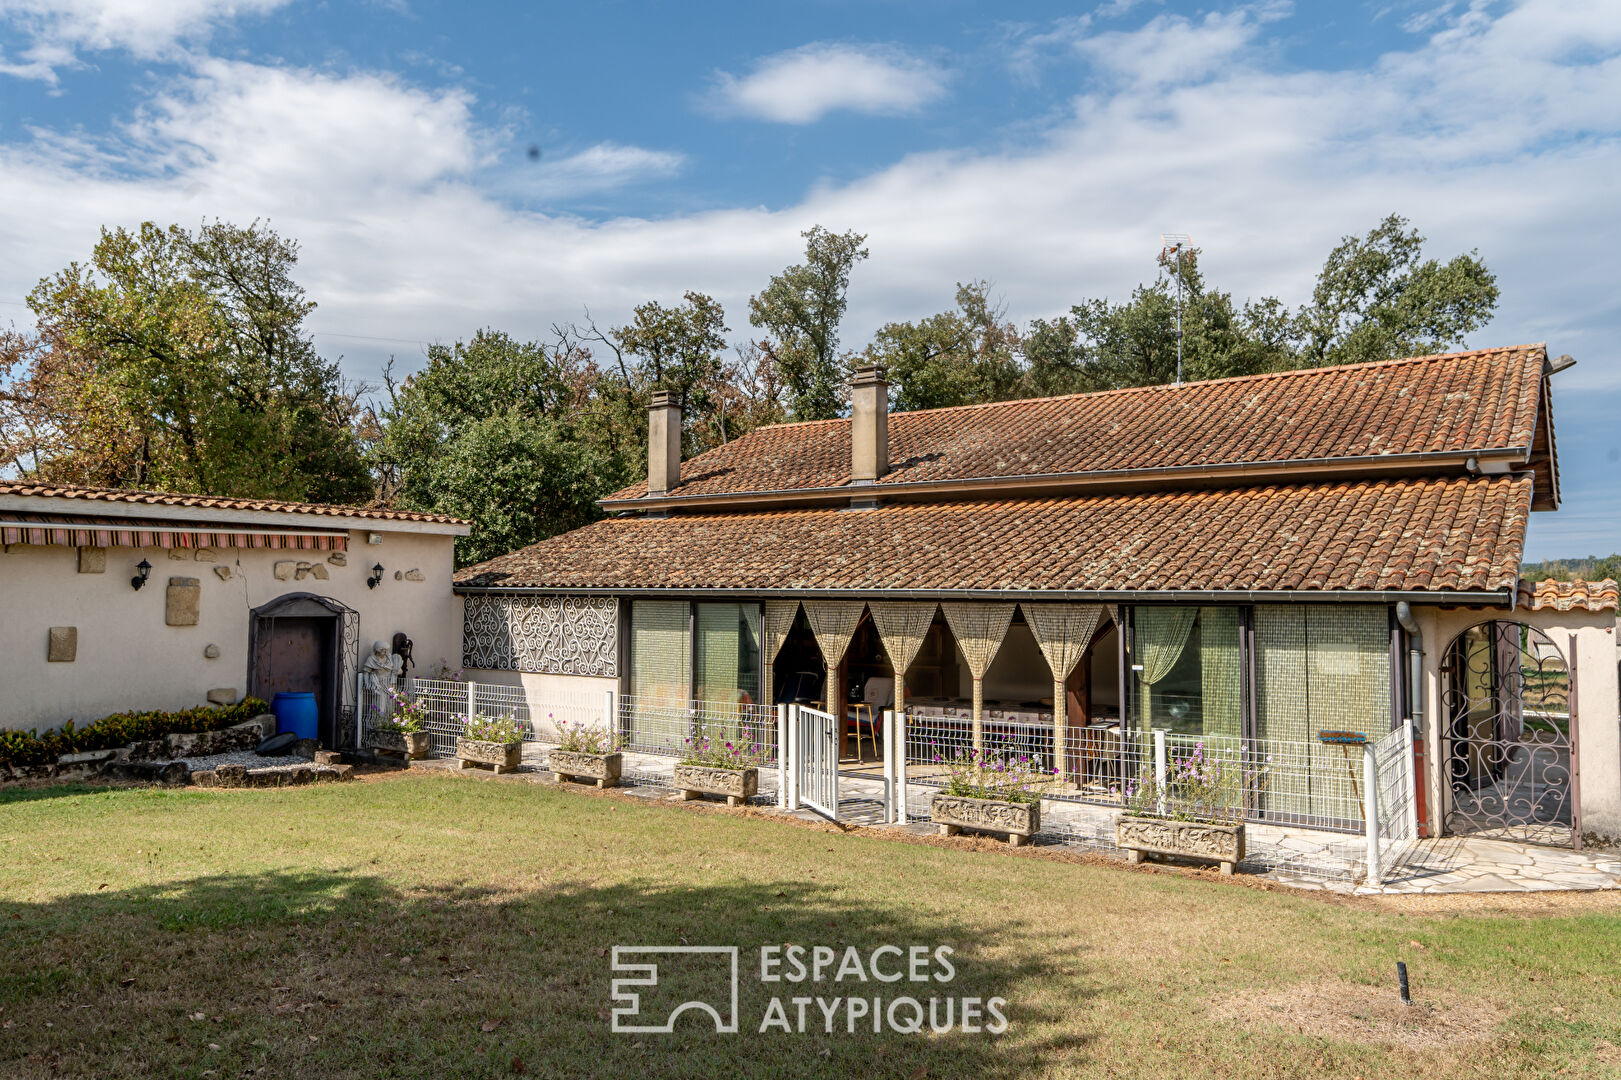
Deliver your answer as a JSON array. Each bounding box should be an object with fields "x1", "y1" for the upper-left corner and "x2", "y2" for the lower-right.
[
  {"x1": 695, "y1": 603, "x2": 762, "y2": 744},
  {"x1": 629, "y1": 600, "x2": 691, "y2": 753},
  {"x1": 1133, "y1": 607, "x2": 1196, "y2": 731},
  {"x1": 1199, "y1": 607, "x2": 1243, "y2": 740}
]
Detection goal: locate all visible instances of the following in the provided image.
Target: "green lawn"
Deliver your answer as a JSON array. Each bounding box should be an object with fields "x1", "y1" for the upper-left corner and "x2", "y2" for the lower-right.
[{"x1": 1, "y1": 773, "x2": 1618, "y2": 1079}]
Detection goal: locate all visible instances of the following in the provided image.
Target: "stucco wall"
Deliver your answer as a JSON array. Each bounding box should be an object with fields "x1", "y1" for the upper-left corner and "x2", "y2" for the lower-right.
[
  {"x1": 1, "y1": 529, "x2": 460, "y2": 731},
  {"x1": 1412, "y1": 604, "x2": 1620, "y2": 844},
  {"x1": 462, "y1": 669, "x2": 619, "y2": 739}
]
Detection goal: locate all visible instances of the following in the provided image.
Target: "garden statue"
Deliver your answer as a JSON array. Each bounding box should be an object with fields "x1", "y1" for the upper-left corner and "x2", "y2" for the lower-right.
[{"x1": 361, "y1": 639, "x2": 403, "y2": 720}]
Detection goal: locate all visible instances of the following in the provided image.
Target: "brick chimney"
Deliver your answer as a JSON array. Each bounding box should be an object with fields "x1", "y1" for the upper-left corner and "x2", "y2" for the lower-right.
[
  {"x1": 849, "y1": 364, "x2": 889, "y2": 485},
  {"x1": 647, "y1": 389, "x2": 682, "y2": 497}
]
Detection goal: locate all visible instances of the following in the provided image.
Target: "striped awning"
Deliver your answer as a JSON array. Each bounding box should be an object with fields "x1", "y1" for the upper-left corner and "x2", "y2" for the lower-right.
[{"x1": 0, "y1": 513, "x2": 348, "y2": 551}]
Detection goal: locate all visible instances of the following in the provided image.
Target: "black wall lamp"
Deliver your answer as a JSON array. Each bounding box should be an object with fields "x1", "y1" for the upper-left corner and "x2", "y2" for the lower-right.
[
  {"x1": 367, "y1": 562, "x2": 385, "y2": 589},
  {"x1": 131, "y1": 558, "x2": 152, "y2": 591}
]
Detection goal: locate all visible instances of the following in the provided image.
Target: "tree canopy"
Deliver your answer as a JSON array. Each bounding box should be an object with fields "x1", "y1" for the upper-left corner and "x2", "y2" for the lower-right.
[
  {"x1": 749, "y1": 226, "x2": 869, "y2": 420},
  {"x1": 1, "y1": 212, "x2": 1504, "y2": 567},
  {"x1": 2, "y1": 220, "x2": 371, "y2": 503}
]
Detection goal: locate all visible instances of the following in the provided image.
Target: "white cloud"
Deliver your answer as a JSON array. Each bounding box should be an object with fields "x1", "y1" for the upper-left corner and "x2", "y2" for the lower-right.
[
  {"x1": 0, "y1": 0, "x2": 290, "y2": 81},
  {"x1": 706, "y1": 43, "x2": 949, "y2": 124},
  {"x1": 506, "y1": 143, "x2": 685, "y2": 202}
]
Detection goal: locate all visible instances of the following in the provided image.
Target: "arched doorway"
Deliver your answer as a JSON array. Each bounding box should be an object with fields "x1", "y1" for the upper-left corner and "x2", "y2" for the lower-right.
[
  {"x1": 247, "y1": 593, "x2": 361, "y2": 749},
  {"x1": 1441, "y1": 620, "x2": 1576, "y2": 846}
]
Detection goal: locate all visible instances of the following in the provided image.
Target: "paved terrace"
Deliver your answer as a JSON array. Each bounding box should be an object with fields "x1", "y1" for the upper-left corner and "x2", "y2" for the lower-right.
[{"x1": 403, "y1": 744, "x2": 1621, "y2": 897}]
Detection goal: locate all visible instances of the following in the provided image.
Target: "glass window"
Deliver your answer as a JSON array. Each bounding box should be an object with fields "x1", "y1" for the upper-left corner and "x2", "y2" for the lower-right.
[
  {"x1": 695, "y1": 603, "x2": 762, "y2": 707},
  {"x1": 1129, "y1": 607, "x2": 1242, "y2": 738},
  {"x1": 629, "y1": 600, "x2": 690, "y2": 706}
]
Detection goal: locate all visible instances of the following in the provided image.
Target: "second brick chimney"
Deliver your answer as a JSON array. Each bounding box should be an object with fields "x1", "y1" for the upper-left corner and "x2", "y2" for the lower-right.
[
  {"x1": 646, "y1": 389, "x2": 682, "y2": 497},
  {"x1": 849, "y1": 364, "x2": 889, "y2": 485}
]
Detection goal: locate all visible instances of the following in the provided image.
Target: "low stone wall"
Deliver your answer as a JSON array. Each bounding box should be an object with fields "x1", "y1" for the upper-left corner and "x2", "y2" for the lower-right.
[
  {"x1": 4, "y1": 715, "x2": 280, "y2": 784},
  {"x1": 192, "y1": 762, "x2": 353, "y2": 788}
]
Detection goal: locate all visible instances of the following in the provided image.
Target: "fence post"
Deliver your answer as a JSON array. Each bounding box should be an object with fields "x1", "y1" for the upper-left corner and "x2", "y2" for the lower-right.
[
  {"x1": 1153, "y1": 729, "x2": 1167, "y2": 817},
  {"x1": 895, "y1": 711, "x2": 908, "y2": 826},
  {"x1": 356, "y1": 671, "x2": 367, "y2": 748},
  {"x1": 776, "y1": 704, "x2": 789, "y2": 809},
  {"x1": 1402, "y1": 717, "x2": 1418, "y2": 841},
  {"x1": 882, "y1": 709, "x2": 895, "y2": 824},
  {"x1": 786, "y1": 705, "x2": 800, "y2": 810},
  {"x1": 1363, "y1": 741, "x2": 1382, "y2": 887},
  {"x1": 604, "y1": 690, "x2": 616, "y2": 736}
]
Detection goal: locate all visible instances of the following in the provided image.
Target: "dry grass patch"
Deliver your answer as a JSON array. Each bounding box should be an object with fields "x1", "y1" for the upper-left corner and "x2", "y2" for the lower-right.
[{"x1": 1213, "y1": 979, "x2": 1508, "y2": 1051}]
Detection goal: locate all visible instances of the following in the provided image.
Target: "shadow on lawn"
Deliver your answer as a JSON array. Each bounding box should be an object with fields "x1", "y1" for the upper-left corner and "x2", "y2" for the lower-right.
[{"x1": 2, "y1": 868, "x2": 1097, "y2": 1079}]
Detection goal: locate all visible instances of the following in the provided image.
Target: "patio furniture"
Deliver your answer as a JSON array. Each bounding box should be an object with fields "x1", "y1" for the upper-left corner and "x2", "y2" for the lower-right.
[{"x1": 845, "y1": 676, "x2": 894, "y2": 763}]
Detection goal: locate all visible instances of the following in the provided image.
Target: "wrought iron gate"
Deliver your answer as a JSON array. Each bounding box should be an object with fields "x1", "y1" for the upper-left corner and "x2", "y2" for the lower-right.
[
  {"x1": 793, "y1": 705, "x2": 839, "y2": 821},
  {"x1": 1442, "y1": 622, "x2": 1579, "y2": 847}
]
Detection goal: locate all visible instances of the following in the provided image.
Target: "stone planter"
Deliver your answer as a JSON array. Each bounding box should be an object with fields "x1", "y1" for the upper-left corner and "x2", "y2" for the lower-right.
[
  {"x1": 550, "y1": 749, "x2": 623, "y2": 788},
  {"x1": 1116, "y1": 814, "x2": 1246, "y2": 875},
  {"x1": 456, "y1": 737, "x2": 522, "y2": 775},
  {"x1": 673, "y1": 763, "x2": 758, "y2": 807},
  {"x1": 930, "y1": 793, "x2": 1041, "y2": 847},
  {"x1": 369, "y1": 728, "x2": 431, "y2": 761}
]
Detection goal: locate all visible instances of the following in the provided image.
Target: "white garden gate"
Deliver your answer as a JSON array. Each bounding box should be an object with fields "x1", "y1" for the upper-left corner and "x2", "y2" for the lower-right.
[{"x1": 787, "y1": 704, "x2": 840, "y2": 821}]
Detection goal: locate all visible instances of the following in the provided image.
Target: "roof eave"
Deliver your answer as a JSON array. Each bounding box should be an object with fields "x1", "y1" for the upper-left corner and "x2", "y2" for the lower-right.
[
  {"x1": 453, "y1": 584, "x2": 1515, "y2": 606},
  {"x1": 0, "y1": 493, "x2": 472, "y2": 536}
]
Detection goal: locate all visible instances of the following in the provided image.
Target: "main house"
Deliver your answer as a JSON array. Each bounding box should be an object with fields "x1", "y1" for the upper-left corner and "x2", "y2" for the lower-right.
[{"x1": 454, "y1": 344, "x2": 1619, "y2": 848}]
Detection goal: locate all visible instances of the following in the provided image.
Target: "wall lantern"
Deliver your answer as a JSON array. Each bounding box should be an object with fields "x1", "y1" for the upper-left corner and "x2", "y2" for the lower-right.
[
  {"x1": 367, "y1": 562, "x2": 385, "y2": 589},
  {"x1": 131, "y1": 558, "x2": 152, "y2": 591}
]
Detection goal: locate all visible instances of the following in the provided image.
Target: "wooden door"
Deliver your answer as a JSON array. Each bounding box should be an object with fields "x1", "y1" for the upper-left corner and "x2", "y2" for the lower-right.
[{"x1": 251, "y1": 616, "x2": 336, "y2": 741}]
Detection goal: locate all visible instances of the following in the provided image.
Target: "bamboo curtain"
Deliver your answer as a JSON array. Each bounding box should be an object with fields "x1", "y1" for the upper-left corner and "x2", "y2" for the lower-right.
[
  {"x1": 1023, "y1": 603, "x2": 1106, "y2": 782},
  {"x1": 802, "y1": 601, "x2": 867, "y2": 729},
  {"x1": 762, "y1": 600, "x2": 801, "y2": 696},
  {"x1": 867, "y1": 601, "x2": 939, "y2": 716},
  {"x1": 940, "y1": 602, "x2": 1017, "y2": 751}
]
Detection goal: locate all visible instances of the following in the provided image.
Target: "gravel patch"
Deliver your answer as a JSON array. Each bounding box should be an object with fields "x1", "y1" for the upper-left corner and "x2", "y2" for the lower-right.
[{"x1": 172, "y1": 750, "x2": 310, "y2": 771}]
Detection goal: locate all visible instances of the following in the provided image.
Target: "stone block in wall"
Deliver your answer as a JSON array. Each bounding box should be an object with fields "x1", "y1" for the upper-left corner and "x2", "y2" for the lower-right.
[
  {"x1": 77, "y1": 547, "x2": 106, "y2": 574},
  {"x1": 274, "y1": 560, "x2": 296, "y2": 581},
  {"x1": 213, "y1": 566, "x2": 232, "y2": 581},
  {"x1": 204, "y1": 643, "x2": 220, "y2": 659},
  {"x1": 167, "y1": 548, "x2": 189, "y2": 561},
  {"x1": 206, "y1": 687, "x2": 237, "y2": 705},
  {"x1": 327, "y1": 551, "x2": 347, "y2": 567},
  {"x1": 48, "y1": 626, "x2": 77, "y2": 662},
  {"x1": 194, "y1": 548, "x2": 217, "y2": 562},
  {"x1": 166, "y1": 577, "x2": 201, "y2": 626},
  {"x1": 310, "y1": 564, "x2": 329, "y2": 580},
  {"x1": 404, "y1": 568, "x2": 424, "y2": 581}
]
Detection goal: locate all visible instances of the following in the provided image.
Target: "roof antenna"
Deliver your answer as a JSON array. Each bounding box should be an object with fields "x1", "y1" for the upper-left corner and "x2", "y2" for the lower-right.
[{"x1": 1160, "y1": 233, "x2": 1191, "y2": 386}]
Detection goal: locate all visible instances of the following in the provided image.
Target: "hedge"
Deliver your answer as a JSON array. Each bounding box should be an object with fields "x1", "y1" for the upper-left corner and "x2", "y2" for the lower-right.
[{"x1": 0, "y1": 698, "x2": 270, "y2": 768}]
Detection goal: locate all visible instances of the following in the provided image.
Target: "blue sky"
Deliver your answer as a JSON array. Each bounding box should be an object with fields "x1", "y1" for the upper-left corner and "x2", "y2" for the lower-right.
[{"x1": 1, "y1": 0, "x2": 1617, "y2": 559}]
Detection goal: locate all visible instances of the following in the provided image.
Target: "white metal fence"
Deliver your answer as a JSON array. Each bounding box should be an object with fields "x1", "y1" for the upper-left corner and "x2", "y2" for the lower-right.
[
  {"x1": 896, "y1": 712, "x2": 1385, "y2": 835},
  {"x1": 617, "y1": 694, "x2": 779, "y2": 765},
  {"x1": 405, "y1": 678, "x2": 609, "y2": 757}
]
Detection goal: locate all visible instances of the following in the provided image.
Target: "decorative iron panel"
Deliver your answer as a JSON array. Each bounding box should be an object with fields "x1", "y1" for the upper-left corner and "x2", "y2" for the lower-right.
[
  {"x1": 462, "y1": 595, "x2": 618, "y2": 676},
  {"x1": 1442, "y1": 621, "x2": 1575, "y2": 847}
]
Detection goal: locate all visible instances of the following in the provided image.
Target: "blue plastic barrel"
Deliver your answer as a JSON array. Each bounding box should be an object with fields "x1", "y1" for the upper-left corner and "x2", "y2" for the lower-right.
[{"x1": 271, "y1": 692, "x2": 319, "y2": 741}]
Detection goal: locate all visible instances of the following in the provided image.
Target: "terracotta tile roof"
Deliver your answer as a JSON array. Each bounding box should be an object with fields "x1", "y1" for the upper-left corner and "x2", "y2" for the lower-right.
[
  {"x1": 459, "y1": 475, "x2": 1529, "y2": 596},
  {"x1": 0, "y1": 480, "x2": 468, "y2": 526},
  {"x1": 606, "y1": 345, "x2": 1549, "y2": 502},
  {"x1": 1516, "y1": 578, "x2": 1620, "y2": 612}
]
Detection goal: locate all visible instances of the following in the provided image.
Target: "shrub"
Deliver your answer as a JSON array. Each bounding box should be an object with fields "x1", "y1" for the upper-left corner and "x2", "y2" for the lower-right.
[
  {"x1": 555, "y1": 717, "x2": 621, "y2": 755},
  {"x1": 370, "y1": 687, "x2": 427, "y2": 734},
  {"x1": 462, "y1": 713, "x2": 524, "y2": 743},
  {"x1": 936, "y1": 747, "x2": 1050, "y2": 806},
  {"x1": 1116, "y1": 743, "x2": 1260, "y2": 825},
  {"x1": 0, "y1": 698, "x2": 270, "y2": 768},
  {"x1": 679, "y1": 732, "x2": 765, "y2": 770}
]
